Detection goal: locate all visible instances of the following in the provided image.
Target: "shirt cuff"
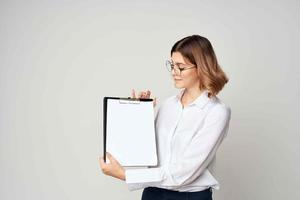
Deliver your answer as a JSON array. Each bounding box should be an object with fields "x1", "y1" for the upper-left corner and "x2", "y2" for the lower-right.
[
  {"x1": 126, "y1": 183, "x2": 147, "y2": 191},
  {"x1": 125, "y1": 167, "x2": 163, "y2": 184}
]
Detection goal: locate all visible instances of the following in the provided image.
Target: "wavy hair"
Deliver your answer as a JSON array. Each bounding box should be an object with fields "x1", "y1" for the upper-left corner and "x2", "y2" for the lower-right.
[{"x1": 171, "y1": 35, "x2": 228, "y2": 97}]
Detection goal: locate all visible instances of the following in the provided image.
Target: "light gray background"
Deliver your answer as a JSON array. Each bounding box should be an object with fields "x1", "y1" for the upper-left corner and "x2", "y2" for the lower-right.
[{"x1": 1, "y1": 0, "x2": 299, "y2": 199}]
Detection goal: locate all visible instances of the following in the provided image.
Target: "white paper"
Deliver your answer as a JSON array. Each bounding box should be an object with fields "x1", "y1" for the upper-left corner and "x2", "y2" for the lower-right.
[{"x1": 106, "y1": 98, "x2": 157, "y2": 167}]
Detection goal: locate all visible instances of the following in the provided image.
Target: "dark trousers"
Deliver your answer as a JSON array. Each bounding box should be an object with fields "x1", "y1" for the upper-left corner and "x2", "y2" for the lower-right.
[{"x1": 141, "y1": 187, "x2": 213, "y2": 200}]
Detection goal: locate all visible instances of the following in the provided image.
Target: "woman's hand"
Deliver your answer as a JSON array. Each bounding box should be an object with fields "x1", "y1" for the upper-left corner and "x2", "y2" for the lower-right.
[
  {"x1": 99, "y1": 152, "x2": 126, "y2": 181},
  {"x1": 131, "y1": 89, "x2": 157, "y2": 107}
]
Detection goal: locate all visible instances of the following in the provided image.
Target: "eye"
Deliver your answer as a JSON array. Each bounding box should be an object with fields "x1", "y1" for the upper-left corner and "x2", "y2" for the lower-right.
[{"x1": 177, "y1": 64, "x2": 185, "y2": 70}]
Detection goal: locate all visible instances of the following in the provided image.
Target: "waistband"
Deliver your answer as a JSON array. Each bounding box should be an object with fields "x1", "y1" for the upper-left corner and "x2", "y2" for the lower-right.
[{"x1": 145, "y1": 186, "x2": 212, "y2": 194}]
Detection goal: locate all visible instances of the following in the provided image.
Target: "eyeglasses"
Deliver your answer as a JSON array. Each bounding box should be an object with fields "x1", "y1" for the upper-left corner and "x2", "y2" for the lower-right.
[{"x1": 165, "y1": 60, "x2": 196, "y2": 75}]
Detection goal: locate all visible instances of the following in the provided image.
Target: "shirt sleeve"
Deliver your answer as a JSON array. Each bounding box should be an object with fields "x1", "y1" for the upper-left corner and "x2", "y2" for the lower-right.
[{"x1": 125, "y1": 104, "x2": 231, "y2": 191}]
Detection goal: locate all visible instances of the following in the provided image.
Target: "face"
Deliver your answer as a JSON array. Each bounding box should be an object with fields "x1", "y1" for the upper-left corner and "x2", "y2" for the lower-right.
[{"x1": 171, "y1": 52, "x2": 199, "y2": 89}]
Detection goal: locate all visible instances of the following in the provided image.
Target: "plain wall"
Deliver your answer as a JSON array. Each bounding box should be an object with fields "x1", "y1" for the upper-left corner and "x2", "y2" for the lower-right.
[{"x1": 1, "y1": 0, "x2": 299, "y2": 199}]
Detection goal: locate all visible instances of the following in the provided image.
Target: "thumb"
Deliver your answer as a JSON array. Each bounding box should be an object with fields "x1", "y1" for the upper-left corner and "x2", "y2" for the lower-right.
[
  {"x1": 106, "y1": 152, "x2": 116, "y2": 163},
  {"x1": 131, "y1": 89, "x2": 136, "y2": 98}
]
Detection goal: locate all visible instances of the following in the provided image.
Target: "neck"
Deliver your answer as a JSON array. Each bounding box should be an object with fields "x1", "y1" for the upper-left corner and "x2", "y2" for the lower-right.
[{"x1": 181, "y1": 86, "x2": 204, "y2": 104}]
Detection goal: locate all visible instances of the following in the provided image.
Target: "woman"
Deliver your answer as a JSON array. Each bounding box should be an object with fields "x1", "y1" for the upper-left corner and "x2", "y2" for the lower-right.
[{"x1": 100, "y1": 35, "x2": 231, "y2": 200}]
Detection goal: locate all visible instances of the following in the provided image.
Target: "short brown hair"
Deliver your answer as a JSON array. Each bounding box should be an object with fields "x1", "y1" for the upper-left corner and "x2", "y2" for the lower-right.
[{"x1": 171, "y1": 35, "x2": 229, "y2": 97}]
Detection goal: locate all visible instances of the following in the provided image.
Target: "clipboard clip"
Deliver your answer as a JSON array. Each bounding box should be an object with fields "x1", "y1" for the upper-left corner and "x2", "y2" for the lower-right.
[{"x1": 118, "y1": 97, "x2": 153, "y2": 104}]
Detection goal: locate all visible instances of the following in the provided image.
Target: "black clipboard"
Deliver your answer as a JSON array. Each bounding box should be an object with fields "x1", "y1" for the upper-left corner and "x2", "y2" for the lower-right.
[{"x1": 103, "y1": 97, "x2": 157, "y2": 166}]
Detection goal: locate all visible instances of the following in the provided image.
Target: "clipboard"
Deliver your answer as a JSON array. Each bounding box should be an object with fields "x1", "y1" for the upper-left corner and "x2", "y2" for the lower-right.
[{"x1": 103, "y1": 97, "x2": 158, "y2": 167}]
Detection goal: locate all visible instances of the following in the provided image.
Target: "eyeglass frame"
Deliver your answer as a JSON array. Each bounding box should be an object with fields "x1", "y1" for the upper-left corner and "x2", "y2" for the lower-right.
[{"x1": 165, "y1": 60, "x2": 197, "y2": 75}]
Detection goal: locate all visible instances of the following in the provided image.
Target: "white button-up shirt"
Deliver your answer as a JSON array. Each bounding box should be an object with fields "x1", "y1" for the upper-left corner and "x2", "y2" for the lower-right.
[{"x1": 125, "y1": 89, "x2": 231, "y2": 192}]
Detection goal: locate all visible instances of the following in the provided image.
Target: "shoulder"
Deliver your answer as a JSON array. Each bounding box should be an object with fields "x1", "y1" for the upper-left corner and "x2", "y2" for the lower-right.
[{"x1": 206, "y1": 96, "x2": 231, "y2": 122}]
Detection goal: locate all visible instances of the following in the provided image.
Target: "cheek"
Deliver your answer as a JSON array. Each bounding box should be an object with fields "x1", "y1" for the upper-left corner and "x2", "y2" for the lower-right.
[{"x1": 182, "y1": 72, "x2": 199, "y2": 84}]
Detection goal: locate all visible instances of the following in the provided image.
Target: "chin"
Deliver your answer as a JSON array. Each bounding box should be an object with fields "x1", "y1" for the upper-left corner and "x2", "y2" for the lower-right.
[{"x1": 174, "y1": 83, "x2": 185, "y2": 89}]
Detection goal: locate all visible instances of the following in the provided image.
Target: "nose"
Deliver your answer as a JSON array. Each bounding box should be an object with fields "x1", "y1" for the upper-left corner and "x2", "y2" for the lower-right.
[
  {"x1": 173, "y1": 74, "x2": 181, "y2": 80},
  {"x1": 171, "y1": 69, "x2": 181, "y2": 76}
]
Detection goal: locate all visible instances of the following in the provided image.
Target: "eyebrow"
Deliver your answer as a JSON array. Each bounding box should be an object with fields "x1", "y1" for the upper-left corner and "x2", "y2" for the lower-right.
[{"x1": 171, "y1": 60, "x2": 186, "y2": 65}]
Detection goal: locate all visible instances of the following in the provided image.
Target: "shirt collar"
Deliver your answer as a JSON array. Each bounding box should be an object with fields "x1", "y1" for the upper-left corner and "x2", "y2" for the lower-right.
[{"x1": 175, "y1": 89, "x2": 211, "y2": 109}]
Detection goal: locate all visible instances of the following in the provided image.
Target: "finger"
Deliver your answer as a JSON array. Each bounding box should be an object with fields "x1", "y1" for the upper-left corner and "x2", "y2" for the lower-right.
[
  {"x1": 153, "y1": 97, "x2": 157, "y2": 107},
  {"x1": 142, "y1": 91, "x2": 149, "y2": 99},
  {"x1": 99, "y1": 158, "x2": 110, "y2": 174},
  {"x1": 146, "y1": 90, "x2": 151, "y2": 98},
  {"x1": 131, "y1": 89, "x2": 136, "y2": 98},
  {"x1": 106, "y1": 152, "x2": 115, "y2": 162},
  {"x1": 138, "y1": 91, "x2": 143, "y2": 98},
  {"x1": 99, "y1": 157, "x2": 106, "y2": 169},
  {"x1": 106, "y1": 152, "x2": 121, "y2": 165},
  {"x1": 99, "y1": 157, "x2": 104, "y2": 166},
  {"x1": 102, "y1": 153, "x2": 111, "y2": 164}
]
